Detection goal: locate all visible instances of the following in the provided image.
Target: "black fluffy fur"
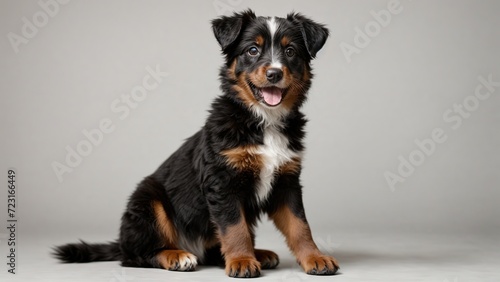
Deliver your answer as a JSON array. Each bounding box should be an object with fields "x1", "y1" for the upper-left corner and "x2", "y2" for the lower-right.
[
  {"x1": 54, "y1": 9, "x2": 331, "y2": 276},
  {"x1": 53, "y1": 241, "x2": 121, "y2": 263}
]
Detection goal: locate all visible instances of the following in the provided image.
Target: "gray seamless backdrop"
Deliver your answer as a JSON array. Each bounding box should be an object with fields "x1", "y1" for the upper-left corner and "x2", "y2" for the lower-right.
[{"x1": 0, "y1": 0, "x2": 499, "y2": 243}]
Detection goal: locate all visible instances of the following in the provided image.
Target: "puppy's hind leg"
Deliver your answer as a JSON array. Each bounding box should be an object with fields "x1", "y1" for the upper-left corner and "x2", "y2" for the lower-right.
[
  {"x1": 151, "y1": 200, "x2": 198, "y2": 271},
  {"x1": 119, "y1": 177, "x2": 197, "y2": 271},
  {"x1": 255, "y1": 249, "x2": 279, "y2": 269}
]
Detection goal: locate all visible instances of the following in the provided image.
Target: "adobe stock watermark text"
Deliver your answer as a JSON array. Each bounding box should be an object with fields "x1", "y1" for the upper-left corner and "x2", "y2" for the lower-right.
[
  {"x1": 385, "y1": 74, "x2": 499, "y2": 191},
  {"x1": 51, "y1": 65, "x2": 168, "y2": 183}
]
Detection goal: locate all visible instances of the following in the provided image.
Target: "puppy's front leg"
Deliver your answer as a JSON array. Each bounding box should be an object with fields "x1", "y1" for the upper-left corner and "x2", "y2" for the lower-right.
[
  {"x1": 270, "y1": 205, "x2": 339, "y2": 275},
  {"x1": 217, "y1": 208, "x2": 261, "y2": 278}
]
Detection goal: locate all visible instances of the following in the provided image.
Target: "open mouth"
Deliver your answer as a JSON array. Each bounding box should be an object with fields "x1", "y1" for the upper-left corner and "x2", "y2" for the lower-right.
[
  {"x1": 259, "y1": 87, "x2": 284, "y2": 107},
  {"x1": 248, "y1": 82, "x2": 287, "y2": 107}
]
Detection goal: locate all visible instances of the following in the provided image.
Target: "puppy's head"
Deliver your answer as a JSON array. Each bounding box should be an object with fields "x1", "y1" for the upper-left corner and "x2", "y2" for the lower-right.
[{"x1": 212, "y1": 10, "x2": 328, "y2": 117}]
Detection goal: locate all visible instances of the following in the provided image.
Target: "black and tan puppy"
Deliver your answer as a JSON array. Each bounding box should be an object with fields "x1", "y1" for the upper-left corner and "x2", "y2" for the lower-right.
[{"x1": 54, "y1": 9, "x2": 338, "y2": 278}]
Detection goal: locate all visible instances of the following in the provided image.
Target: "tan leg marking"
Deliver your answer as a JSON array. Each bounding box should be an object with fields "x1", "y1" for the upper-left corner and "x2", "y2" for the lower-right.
[
  {"x1": 219, "y1": 210, "x2": 261, "y2": 278},
  {"x1": 152, "y1": 201, "x2": 178, "y2": 248},
  {"x1": 271, "y1": 206, "x2": 339, "y2": 275}
]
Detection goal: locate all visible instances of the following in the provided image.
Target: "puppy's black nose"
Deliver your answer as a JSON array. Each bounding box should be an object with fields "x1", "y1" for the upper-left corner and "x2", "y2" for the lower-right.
[{"x1": 266, "y1": 68, "x2": 283, "y2": 84}]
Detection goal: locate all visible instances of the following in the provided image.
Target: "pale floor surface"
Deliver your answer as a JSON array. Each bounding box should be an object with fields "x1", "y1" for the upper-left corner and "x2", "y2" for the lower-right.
[{"x1": 1, "y1": 230, "x2": 499, "y2": 282}]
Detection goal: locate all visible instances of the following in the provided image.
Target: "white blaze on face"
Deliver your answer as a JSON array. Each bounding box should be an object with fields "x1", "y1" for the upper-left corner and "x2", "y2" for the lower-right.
[
  {"x1": 268, "y1": 17, "x2": 278, "y2": 37},
  {"x1": 267, "y1": 17, "x2": 282, "y2": 69}
]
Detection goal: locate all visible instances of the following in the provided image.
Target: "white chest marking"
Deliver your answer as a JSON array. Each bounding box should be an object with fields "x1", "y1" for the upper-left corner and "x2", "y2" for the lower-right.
[{"x1": 255, "y1": 125, "x2": 300, "y2": 204}]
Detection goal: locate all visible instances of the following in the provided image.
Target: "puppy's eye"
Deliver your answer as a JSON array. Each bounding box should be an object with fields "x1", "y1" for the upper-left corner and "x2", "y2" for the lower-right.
[
  {"x1": 285, "y1": 47, "x2": 295, "y2": 57},
  {"x1": 247, "y1": 47, "x2": 260, "y2": 57}
]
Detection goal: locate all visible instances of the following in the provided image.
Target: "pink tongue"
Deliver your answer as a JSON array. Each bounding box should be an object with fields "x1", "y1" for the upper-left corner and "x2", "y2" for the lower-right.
[{"x1": 261, "y1": 87, "x2": 283, "y2": 106}]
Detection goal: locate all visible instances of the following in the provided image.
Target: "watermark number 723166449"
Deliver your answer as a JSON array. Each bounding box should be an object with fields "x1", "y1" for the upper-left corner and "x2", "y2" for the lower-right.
[{"x1": 7, "y1": 169, "x2": 18, "y2": 274}]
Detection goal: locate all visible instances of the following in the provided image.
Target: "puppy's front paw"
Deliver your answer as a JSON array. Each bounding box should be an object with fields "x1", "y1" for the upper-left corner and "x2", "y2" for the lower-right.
[
  {"x1": 226, "y1": 257, "x2": 261, "y2": 278},
  {"x1": 299, "y1": 253, "x2": 339, "y2": 275}
]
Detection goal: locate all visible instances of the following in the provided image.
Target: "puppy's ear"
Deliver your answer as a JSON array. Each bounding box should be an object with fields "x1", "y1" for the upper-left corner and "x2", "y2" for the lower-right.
[
  {"x1": 212, "y1": 9, "x2": 256, "y2": 53},
  {"x1": 287, "y1": 13, "x2": 329, "y2": 58}
]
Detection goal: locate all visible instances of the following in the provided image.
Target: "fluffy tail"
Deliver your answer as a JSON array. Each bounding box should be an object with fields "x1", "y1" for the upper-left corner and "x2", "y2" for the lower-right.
[{"x1": 53, "y1": 240, "x2": 121, "y2": 263}]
